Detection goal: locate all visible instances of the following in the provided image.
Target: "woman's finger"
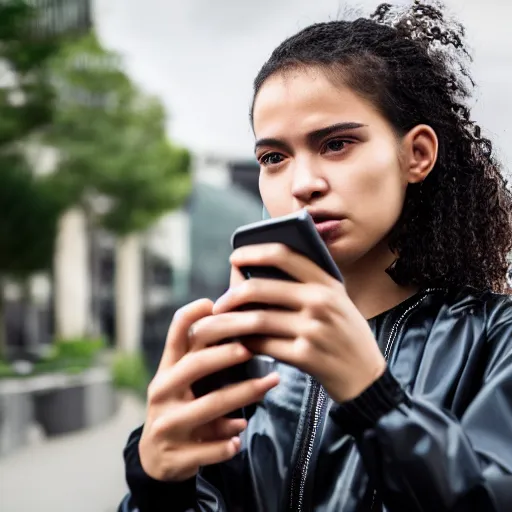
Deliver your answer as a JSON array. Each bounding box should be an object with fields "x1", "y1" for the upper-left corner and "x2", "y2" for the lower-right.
[
  {"x1": 149, "y1": 342, "x2": 254, "y2": 402},
  {"x1": 244, "y1": 337, "x2": 298, "y2": 366},
  {"x1": 212, "y1": 278, "x2": 304, "y2": 314},
  {"x1": 171, "y1": 373, "x2": 280, "y2": 431},
  {"x1": 229, "y1": 265, "x2": 245, "y2": 287},
  {"x1": 194, "y1": 417, "x2": 248, "y2": 442},
  {"x1": 158, "y1": 298, "x2": 214, "y2": 371},
  {"x1": 230, "y1": 243, "x2": 338, "y2": 286},
  {"x1": 189, "y1": 309, "x2": 299, "y2": 349},
  {"x1": 178, "y1": 437, "x2": 243, "y2": 472}
]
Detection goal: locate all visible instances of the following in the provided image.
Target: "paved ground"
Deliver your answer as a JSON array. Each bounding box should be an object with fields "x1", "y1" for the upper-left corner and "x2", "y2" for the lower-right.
[{"x1": 0, "y1": 393, "x2": 146, "y2": 512}]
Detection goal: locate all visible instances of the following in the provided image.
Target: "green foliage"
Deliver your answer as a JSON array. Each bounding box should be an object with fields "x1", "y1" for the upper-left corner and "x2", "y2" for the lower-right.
[
  {"x1": 0, "y1": 337, "x2": 107, "y2": 379},
  {"x1": 0, "y1": 1, "x2": 73, "y2": 280},
  {"x1": 0, "y1": 155, "x2": 67, "y2": 278},
  {"x1": 111, "y1": 351, "x2": 150, "y2": 397},
  {"x1": 100, "y1": 141, "x2": 192, "y2": 235},
  {"x1": 0, "y1": 1, "x2": 59, "y2": 148},
  {"x1": 39, "y1": 336, "x2": 106, "y2": 373},
  {"x1": 46, "y1": 33, "x2": 192, "y2": 236},
  {"x1": 52, "y1": 336, "x2": 106, "y2": 358},
  {"x1": 33, "y1": 356, "x2": 90, "y2": 375},
  {"x1": 0, "y1": 359, "x2": 16, "y2": 378}
]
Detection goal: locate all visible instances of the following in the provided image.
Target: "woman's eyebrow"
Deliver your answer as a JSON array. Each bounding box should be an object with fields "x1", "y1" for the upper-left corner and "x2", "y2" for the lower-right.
[{"x1": 254, "y1": 122, "x2": 366, "y2": 154}]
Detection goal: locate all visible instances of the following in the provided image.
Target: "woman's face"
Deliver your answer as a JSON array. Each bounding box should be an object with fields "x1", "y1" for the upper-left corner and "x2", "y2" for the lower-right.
[{"x1": 253, "y1": 68, "x2": 435, "y2": 272}]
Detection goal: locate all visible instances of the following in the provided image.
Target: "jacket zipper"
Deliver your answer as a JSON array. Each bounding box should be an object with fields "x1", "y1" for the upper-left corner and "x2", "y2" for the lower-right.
[
  {"x1": 288, "y1": 288, "x2": 444, "y2": 512},
  {"x1": 289, "y1": 378, "x2": 327, "y2": 511}
]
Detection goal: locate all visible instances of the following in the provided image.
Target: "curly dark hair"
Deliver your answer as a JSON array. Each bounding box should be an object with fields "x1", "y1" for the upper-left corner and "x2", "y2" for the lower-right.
[{"x1": 251, "y1": 0, "x2": 512, "y2": 292}]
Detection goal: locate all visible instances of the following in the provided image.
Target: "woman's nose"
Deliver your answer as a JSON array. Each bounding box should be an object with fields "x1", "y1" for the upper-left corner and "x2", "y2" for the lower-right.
[{"x1": 291, "y1": 165, "x2": 329, "y2": 203}]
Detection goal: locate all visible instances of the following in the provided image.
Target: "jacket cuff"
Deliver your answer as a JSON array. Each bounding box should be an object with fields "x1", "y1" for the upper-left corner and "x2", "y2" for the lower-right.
[
  {"x1": 329, "y1": 367, "x2": 409, "y2": 437},
  {"x1": 124, "y1": 426, "x2": 196, "y2": 512}
]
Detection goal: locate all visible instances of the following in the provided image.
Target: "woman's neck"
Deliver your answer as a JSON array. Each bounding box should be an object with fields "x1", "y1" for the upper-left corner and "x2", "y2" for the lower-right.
[{"x1": 340, "y1": 245, "x2": 418, "y2": 319}]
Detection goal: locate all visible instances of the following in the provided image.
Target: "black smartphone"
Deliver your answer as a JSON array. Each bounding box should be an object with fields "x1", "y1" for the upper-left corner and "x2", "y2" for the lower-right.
[
  {"x1": 231, "y1": 209, "x2": 343, "y2": 283},
  {"x1": 191, "y1": 210, "x2": 343, "y2": 415}
]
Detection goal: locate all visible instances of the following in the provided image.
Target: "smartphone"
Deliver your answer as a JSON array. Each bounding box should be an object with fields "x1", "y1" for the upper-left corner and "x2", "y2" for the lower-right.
[
  {"x1": 231, "y1": 209, "x2": 343, "y2": 283},
  {"x1": 191, "y1": 210, "x2": 343, "y2": 415}
]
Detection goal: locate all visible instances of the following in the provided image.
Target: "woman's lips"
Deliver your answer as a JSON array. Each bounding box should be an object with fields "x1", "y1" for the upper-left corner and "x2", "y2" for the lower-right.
[{"x1": 314, "y1": 219, "x2": 344, "y2": 242}]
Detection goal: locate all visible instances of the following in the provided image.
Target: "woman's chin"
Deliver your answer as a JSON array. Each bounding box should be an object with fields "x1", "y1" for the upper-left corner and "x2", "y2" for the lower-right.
[{"x1": 329, "y1": 239, "x2": 390, "y2": 274}]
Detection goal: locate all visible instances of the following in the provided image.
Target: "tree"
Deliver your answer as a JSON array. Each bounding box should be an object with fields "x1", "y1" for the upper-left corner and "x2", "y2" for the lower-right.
[
  {"x1": 0, "y1": 1, "x2": 71, "y2": 357},
  {"x1": 47, "y1": 34, "x2": 191, "y2": 351},
  {"x1": 0, "y1": 1, "x2": 58, "y2": 148},
  {"x1": 0, "y1": 158, "x2": 66, "y2": 357}
]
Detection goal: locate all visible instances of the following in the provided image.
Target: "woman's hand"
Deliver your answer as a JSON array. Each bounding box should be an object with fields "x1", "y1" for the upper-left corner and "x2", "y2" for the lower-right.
[
  {"x1": 139, "y1": 298, "x2": 280, "y2": 482},
  {"x1": 189, "y1": 244, "x2": 386, "y2": 403}
]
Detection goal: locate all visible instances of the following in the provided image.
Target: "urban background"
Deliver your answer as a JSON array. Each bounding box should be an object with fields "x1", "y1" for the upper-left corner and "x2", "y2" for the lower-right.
[{"x1": 0, "y1": 0, "x2": 511, "y2": 511}]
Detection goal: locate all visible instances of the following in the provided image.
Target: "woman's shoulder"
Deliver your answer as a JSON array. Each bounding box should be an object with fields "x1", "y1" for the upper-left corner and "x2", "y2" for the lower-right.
[
  {"x1": 426, "y1": 286, "x2": 512, "y2": 341},
  {"x1": 443, "y1": 286, "x2": 512, "y2": 356},
  {"x1": 442, "y1": 285, "x2": 512, "y2": 317}
]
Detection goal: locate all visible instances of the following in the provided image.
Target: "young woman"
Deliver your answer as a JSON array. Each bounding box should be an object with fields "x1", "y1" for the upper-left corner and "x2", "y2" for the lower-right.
[{"x1": 119, "y1": 2, "x2": 512, "y2": 510}]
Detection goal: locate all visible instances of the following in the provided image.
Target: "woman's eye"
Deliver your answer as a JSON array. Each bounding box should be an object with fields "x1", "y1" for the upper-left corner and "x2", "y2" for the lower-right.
[
  {"x1": 260, "y1": 153, "x2": 284, "y2": 166},
  {"x1": 323, "y1": 139, "x2": 350, "y2": 153}
]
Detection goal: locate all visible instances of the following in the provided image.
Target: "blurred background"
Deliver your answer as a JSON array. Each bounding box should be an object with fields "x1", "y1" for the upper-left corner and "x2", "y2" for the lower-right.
[{"x1": 0, "y1": 0, "x2": 510, "y2": 510}]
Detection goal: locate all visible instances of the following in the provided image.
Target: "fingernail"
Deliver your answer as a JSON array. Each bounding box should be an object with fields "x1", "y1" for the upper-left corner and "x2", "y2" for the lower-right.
[
  {"x1": 265, "y1": 372, "x2": 280, "y2": 384},
  {"x1": 230, "y1": 436, "x2": 241, "y2": 453},
  {"x1": 232, "y1": 343, "x2": 247, "y2": 357}
]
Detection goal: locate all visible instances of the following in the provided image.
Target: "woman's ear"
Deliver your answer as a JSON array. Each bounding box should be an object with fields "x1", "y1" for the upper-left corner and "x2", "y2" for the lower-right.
[{"x1": 402, "y1": 124, "x2": 438, "y2": 184}]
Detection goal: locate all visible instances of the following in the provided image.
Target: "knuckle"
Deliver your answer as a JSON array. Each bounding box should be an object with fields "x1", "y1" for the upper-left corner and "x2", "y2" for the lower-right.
[
  {"x1": 149, "y1": 417, "x2": 167, "y2": 438},
  {"x1": 173, "y1": 299, "x2": 210, "y2": 326},
  {"x1": 294, "y1": 336, "x2": 314, "y2": 362},
  {"x1": 175, "y1": 304, "x2": 188, "y2": 318},
  {"x1": 306, "y1": 287, "x2": 329, "y2": 312},
  {"x1": 147, "y1": 380, "x2": 159, "y2": 403},
  {"x1": 270, "y1": 243, "x2": 288, "y2": 262},
  {"x1": 147, "y1": 368, "x2": 175, "y2": 403},
  {"x1": 152, "y1": 412, "x2": 178, "y2": 438},
  {"x1": 147, "y1": 373, "x2": 166, "y2": 403},
  {"x1": 326, "y1": 287, "x2": 341, "y2": 304},
  {"x1": 300, "y1": 317, "x2": 322, "y2": 340},
  {"x1": 186, "y1": 321, "x2": 198, "y2": 344},
  {"x1": 173, "y1": 304, "x2": 192, "y2": 325},
  {"x1": 248, "y1": 310, "x2": 265, "y2": 331},
  {"x1": 188, "y1": 317, "x2": 213, "y2": 347},
  {"x1": 239, "y1": 279, "x2": 259, "y2": 301}
]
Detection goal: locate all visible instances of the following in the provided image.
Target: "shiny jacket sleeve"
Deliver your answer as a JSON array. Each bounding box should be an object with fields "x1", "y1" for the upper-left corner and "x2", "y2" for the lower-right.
[
  {"x1": 117, "y1": 426, "x2": 252, "y2": 512},
  {"x1": 330, "y1": 298, "x2": 512, "y2": 511}
]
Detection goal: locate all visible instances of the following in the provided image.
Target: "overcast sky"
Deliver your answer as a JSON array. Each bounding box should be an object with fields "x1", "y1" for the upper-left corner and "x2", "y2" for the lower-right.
[{"x1": 93, "y1": 0, "x2": 512, "y2": 168}]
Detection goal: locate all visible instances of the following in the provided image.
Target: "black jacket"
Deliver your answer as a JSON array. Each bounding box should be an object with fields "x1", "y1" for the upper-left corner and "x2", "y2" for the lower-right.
[{"x1": 119, "y1": 287, "x2": 512, "y2": 511}]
